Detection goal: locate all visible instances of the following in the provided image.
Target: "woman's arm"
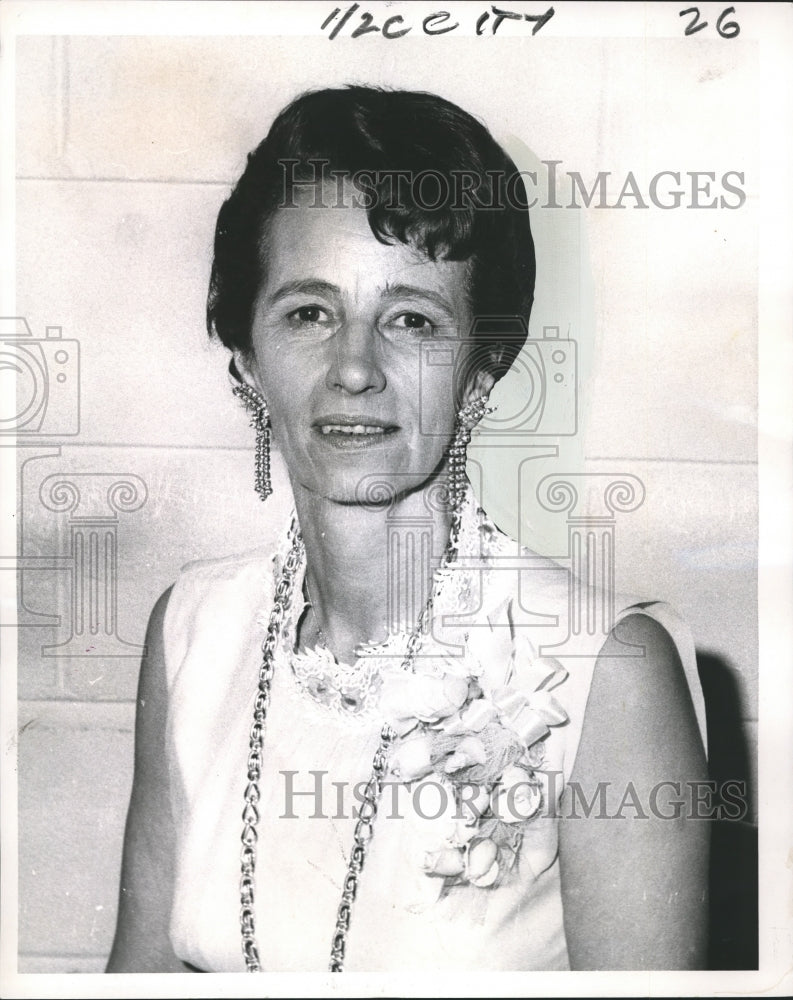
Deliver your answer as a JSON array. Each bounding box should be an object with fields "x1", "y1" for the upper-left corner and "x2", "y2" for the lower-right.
[
  {"x1": 106, "y1": 586, "x2": 190, "y2": 972},
  {"x1": 558, "y1": 612, "x2": 709, "y2": 970}
]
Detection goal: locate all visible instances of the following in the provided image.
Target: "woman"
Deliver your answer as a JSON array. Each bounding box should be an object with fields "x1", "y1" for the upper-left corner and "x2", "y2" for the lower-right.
[{"x1": 107, "y1": 86, "x2": 708, "y2": 973}]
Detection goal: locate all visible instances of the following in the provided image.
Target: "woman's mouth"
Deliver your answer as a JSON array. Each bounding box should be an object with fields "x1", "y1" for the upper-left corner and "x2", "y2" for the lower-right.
[
  {"x1": 319, "y1": 424, "x2": 388, "y2": 436},
  {"x1": 313, "y1": 416, "x2": 398, "y2": 447}
]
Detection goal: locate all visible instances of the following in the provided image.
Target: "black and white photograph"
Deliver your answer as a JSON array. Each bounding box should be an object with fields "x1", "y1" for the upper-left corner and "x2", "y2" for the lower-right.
[{"x1": 1, "y1": 1, "x2": 791, "y2": 996}]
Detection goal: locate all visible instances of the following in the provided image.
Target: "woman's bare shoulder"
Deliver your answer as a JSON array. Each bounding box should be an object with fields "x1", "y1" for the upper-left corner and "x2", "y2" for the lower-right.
[
  {"x1": 558, "y1": 612, "x2": 709, "y2": 970},
  {"x1": 591, "y1": 611, "x2": 704, "y2": 759}
]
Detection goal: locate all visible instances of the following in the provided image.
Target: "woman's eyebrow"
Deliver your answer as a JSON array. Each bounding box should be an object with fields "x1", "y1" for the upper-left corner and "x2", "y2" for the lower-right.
[
  {"x1": 266, "y1": 279, "x2": 341, "y2": 304},
  {"x1": 265, "y1": 278, "x2": 457, "y2": 316},
  {"x1": 382, "y1": 283, "x2": 456, "y2": 315}
]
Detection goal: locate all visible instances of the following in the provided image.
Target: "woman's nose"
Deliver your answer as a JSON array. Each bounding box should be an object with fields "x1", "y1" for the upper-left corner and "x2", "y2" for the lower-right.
[{"x1": 325, "y1": 321, "x2": 386, "y2": 395}]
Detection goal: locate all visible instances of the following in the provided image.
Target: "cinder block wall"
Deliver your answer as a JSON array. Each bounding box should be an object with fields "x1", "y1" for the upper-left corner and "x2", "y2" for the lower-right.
[{"x1": 15, "y1": 36, "x2": 757, "y2": 971}]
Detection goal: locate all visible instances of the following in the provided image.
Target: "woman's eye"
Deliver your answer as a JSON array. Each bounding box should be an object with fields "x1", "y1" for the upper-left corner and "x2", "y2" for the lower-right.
[
  {"x1": 288, "y1": 304, "x2": 330, "y2": 326},
  {"x1": 392, "y1": 312, "x2": 435, "y2": 333}
]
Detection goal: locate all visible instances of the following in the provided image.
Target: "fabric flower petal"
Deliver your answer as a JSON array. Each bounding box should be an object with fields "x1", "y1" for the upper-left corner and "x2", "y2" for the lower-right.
[
  {"x1": 443, "y1": 735, "x2": 488, "y2": 774},
  {"x1": 466, "y1": 837, "x2": 498, "y2": 880},
  {"x1": 469, "y1": 859, "x2": 500, "y2": 888},
  {"x1": 424, "y1": 848, "x2": 465, "y2": 878},
  {"x1": 491, "y1": 765, "x2": 543, "y2": 824},
  {"x1": 389, "y1": 734, "x2": 435, "y2": 782},
  {"x1": 525, "y1": 689, "x2": 568, "y2": 726},
  {"x1": 443, "y1": 698, "x2": 497, "y2": 735}
]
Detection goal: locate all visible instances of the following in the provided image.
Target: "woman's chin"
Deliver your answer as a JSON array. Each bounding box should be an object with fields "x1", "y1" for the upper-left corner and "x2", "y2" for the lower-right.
[{"x1": 295, "y1": 470, "x2": 444, "y2": 508}]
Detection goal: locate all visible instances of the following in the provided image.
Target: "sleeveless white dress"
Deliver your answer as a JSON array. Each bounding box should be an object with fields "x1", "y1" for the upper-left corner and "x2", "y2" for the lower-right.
[{"x1": 161, "y1": 494, "x2": 707, "y2": 972}]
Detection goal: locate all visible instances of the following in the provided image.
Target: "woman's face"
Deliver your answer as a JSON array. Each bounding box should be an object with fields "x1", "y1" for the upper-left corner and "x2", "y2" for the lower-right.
[{"x1": 236, "y1": 185, "x2": 491, "y2": 505}]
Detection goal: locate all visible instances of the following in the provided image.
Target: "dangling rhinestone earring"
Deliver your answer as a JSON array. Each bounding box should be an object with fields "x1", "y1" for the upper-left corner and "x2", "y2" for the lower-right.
[
  {"x1": 232, "y1": 381, "x2": 272, "y2": 502},
  {"x1": 447, "y1": 395, "x2": 494, "y2": 512}
]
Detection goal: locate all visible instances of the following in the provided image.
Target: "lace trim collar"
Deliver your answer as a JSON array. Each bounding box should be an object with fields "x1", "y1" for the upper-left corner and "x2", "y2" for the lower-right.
[{"x1": 261, "y1": 490, "x2": 513, "y2": 720}]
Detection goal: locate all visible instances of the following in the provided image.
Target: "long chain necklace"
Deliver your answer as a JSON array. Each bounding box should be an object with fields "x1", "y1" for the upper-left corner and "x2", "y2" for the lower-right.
[{"x1": 240, "y1": 507, "x2": 462, "y2": 973}]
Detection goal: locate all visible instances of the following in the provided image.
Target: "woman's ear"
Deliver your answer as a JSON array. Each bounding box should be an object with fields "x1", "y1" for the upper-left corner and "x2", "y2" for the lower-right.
[
  {"x1": 230, "y1": 349, "x2": 260, "y2": 392},
  {"x1": 462, "y1": 366, "x2": 497, "y2": 407}
]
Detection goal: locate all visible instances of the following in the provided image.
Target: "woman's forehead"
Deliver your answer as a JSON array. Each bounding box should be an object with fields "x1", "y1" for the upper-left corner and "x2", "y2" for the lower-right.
[{"x1": 260, "y1": 194, "x2": 471, "y2": 309}]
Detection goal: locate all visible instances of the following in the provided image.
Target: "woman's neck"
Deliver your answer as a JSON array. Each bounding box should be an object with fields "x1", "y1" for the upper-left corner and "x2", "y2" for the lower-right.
[{"x1": 291, "y1": 480, "x2": 454, "y2": 663}]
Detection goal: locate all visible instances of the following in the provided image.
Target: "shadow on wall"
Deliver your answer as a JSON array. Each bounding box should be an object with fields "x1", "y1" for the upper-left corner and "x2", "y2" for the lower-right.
[{"x1": 697, "y1": 652, "x2": 758, "y2": 971}]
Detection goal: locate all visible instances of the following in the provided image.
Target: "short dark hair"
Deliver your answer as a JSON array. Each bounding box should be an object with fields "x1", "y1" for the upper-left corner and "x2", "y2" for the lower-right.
[{"x1": 207, "y1": 86, "x2": 535, "y2": 380}]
